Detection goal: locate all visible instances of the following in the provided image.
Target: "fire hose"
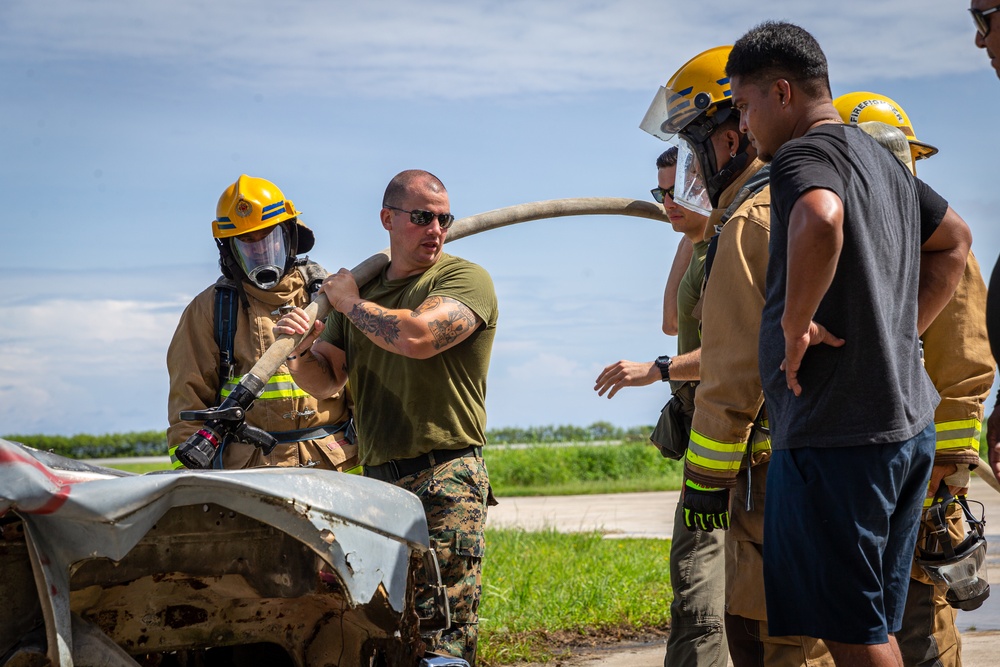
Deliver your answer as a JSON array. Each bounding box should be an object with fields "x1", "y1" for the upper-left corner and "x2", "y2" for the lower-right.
[{"x1": 175, "y1": 197, "x2": 670, "y2": 468}]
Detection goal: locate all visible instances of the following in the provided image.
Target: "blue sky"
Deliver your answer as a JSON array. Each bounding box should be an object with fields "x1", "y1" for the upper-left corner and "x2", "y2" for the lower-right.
[{"x1": 1, "y1": 1, "x2": 999, "y2": 436}]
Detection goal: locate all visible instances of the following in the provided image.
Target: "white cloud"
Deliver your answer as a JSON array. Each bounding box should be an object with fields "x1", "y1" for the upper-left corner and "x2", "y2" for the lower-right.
[
  {"x1": 0, "y1": 267, "x2": 201, "y2": 435},
  {"x1": 0, "y1": 0, "x2": 985, "y2": 98}
]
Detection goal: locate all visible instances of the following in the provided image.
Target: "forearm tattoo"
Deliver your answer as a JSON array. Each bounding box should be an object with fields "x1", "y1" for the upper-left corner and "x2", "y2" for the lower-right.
[
  {"x1": 348, "y1": 302, "x2": 401, "y2": 345},
  {"x1": 423, "y1": 297, "x2": 478, "y2": 349}
]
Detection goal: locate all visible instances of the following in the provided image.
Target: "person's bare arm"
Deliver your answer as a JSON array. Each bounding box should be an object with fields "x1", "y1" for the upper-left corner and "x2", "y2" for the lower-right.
[
  {"x1": 593, "y1": 348, "x2": 700, "y2": 399},
  {"x1": 668, "y1": 348, "x2": 700, "y2": 382},
  {"x1": 662, "y1": 238, "x2": 694, "y2": 335},
  {"x1": 272, "y1": 309, "x2": 349, "y2": 399},
  {"x1": 917, "y1": 206, "x2": 972, "y2": 334},
  {"x1": 322, "y1": 268, "x2": 482, "y2": 360},
  {"x1": 781, "y1": 189, "x2": 846, "y2": 396}
]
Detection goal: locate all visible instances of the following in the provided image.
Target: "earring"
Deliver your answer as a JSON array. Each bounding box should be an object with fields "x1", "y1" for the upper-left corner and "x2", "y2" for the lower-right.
[{"x1": 730, "y1": 150, "x2": 737, "y2": 158}]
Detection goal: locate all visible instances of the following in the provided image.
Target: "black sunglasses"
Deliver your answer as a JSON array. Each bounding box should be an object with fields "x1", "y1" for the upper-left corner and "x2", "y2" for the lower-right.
[
  {"x1": 384, "y1": 205, "x2": 456, "y2": 229},
  {"x1": 650, "y1": 186, "x2": 676, "y2": 204},
  {"x1": 971, "y1": 5, "x2": 1000, "y2": 37}
]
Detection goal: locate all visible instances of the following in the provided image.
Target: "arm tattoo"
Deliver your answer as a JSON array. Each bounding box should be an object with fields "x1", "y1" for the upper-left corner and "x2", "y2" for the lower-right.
[
  {"x1": 348, "y1": 302, "x2": 401, "y2": 346},
  {"x1": 426, "y1": 298, "x2": 479, "y2": 349},
  {"x1": 307, "y1": 349, "x2": 329, "y2": 373},
  {"x1": 411, "y1": 295, "x2": 443, "y2": 316}
]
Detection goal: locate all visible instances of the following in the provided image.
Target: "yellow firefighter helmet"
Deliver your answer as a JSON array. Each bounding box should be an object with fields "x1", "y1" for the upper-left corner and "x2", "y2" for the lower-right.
[
  {"x1": 832, "y1": 92, "x2": 938, "y2": 160},
  {"x1": 640, "y1": 45, "x2": 734, "y2": 141},
  {"x1": 213, "y1": 175, "x2": 301, "y2": 239}
]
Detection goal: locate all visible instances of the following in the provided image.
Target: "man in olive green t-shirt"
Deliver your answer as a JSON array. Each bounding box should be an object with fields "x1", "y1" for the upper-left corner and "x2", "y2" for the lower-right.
[
  {"x1": 593, "y1": 146, "x2": 723, "y2": 667},
  {"x1": 275, "y1": 169, "x2": 498, "y2": 663}
]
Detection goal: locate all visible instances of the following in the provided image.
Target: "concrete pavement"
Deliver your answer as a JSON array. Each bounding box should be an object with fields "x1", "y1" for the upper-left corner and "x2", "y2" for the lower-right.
[{"x1": 487, "y1": 475, "x2": 1000, "y2": 665}]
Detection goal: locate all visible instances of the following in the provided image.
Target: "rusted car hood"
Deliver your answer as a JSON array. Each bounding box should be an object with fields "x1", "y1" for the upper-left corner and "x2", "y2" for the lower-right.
[{"x1": 0, "y1": 438, "x2": 433, "y2": 665}]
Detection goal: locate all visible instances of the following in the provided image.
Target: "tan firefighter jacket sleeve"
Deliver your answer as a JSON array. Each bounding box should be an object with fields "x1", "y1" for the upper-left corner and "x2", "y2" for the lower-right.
[
  {"x1": 921, "y1": 251, "x2": 995, "y2": 472},
  {"x1": 684, "y1": 180, "x2": 771, "y2": 490},
  {"x1": 166, "y1": 269, "x2": 352, "y2": 469}
]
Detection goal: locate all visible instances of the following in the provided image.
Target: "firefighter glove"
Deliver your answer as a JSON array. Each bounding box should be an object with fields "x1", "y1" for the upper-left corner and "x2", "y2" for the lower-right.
[{"x1": 683, "y1": 479, "x2": 730, "y2": 532}]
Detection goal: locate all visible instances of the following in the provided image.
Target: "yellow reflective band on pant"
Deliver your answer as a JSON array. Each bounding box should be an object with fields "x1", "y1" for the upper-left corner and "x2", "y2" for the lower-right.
[
  {"x1": 934, "y1": 418, "x2": 982, "y2": 452},
  {"x1": 168, "y1": 446, "x2": 184, "y2": 469},
  {"x1": 221, "y1": 374, "x2": 311, "y2": 400},
  {"x1": 751, "y1": 419, "x2": 771, "y2": 453},
  {"x1": 686, "y1": 429, "x2": 745, "y2": 473}
]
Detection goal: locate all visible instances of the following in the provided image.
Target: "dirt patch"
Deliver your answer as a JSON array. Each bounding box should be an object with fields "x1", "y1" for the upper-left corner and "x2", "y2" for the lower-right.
[{"x1": 482, "y1": 625, "x2": 669, "y2": 666}]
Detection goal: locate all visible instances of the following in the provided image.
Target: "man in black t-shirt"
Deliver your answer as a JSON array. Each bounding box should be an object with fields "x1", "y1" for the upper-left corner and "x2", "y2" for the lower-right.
[
  {"x1": 727, "y1": 21, "x2": 971, "y2": 667},
  {"x1": 970, "y1": 0, "x2": 1000, "y2": 493}
]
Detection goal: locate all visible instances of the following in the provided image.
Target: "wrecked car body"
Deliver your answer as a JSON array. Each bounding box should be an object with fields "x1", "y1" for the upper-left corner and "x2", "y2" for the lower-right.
[{"x1": 0, "y1": 438, "x2": 463, "y2": 666}]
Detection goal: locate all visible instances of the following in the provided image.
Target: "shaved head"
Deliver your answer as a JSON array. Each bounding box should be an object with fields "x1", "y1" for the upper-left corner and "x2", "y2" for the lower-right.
[{"x1": 382, "y1": 169, "x2": 447, "y2": 208}]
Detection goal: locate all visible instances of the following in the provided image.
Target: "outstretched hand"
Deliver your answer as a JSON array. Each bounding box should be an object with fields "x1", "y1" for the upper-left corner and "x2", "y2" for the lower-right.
[
  {"x1": 781, "y1": 320, "x2": 844, "y2": 397},
  {"x1": 594, "y1": 360, "x2": 659, "y2": 399}
]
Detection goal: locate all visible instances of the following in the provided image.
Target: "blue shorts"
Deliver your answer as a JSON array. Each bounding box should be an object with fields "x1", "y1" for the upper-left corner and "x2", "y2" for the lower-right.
[{"x1": 762, "y1": 423, "x2": 935, "y2": 644}]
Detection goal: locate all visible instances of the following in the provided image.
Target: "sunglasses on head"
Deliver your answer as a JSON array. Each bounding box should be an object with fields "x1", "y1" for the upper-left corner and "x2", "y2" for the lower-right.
[
  {"x1": 384, "y1": 205, "x2": 456, "y2": 229},
  {"x1": 650, "y1": 185, "x2": 676, "y2": 204},
  {"x1": 971, "y1": 5, "x2": 1000, "y2": 37}
]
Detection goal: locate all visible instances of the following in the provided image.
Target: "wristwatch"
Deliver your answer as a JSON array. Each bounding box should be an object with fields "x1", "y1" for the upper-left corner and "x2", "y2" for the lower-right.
[{"x1": 655, "y1": 355, "x2": 672, "y2": 382}]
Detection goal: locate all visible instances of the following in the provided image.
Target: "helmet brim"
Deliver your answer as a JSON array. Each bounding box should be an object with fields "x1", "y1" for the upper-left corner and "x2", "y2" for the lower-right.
[{"x1": 910, "y1": 140, "x2": 939, "y2": 161}]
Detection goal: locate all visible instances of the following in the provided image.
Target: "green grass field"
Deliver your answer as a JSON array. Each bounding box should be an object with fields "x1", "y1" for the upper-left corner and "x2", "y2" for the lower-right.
[{"x1": 478, "y1": 528, "x2": 672, "y2": 665}]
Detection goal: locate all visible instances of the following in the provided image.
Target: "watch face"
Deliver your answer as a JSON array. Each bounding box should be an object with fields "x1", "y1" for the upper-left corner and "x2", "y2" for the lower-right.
[{"x1": 656, "y1": 356, "x2": 671, "y2": 381}]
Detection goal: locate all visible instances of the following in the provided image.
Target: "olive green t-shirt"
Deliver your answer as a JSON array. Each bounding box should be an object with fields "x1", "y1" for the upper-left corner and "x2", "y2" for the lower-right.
[
  {"x1": 670, "y1": 239, "x2": 708, "y2": 393},
  {"x1": 677, "y1": 239, "x2": 708, "y2": 355},
  {"x1": 321, "y1": 253, "x2": 498, "y2": 466}
]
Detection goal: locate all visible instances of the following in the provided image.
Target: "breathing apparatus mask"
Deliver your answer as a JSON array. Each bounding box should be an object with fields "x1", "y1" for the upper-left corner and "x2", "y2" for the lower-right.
[
  {"x1": 673, "y1": 140, "x2": 712, "y2": 216},
  {"x1": 675, "y1": 107, "x2": 751, "y2": 210},
  {"x1": 229, "y1": 223, "x2": 294, "y2": 290},
  {"x1": 915, "y1": 481, "x2": 990, "y2": 611}
]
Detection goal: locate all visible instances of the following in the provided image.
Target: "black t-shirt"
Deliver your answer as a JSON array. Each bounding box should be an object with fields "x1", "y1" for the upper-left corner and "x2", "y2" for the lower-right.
[
  {"x1": 988, "y1": 260, "x2": 1000, "y2": 367},
  {"x1": 760, "y1": 123, "x2": 943, "y2": 449}
]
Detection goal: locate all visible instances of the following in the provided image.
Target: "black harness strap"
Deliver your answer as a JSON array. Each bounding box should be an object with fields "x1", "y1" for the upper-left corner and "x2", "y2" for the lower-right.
[
  {"x1": 213, "y1": 282, "x2": 239, "y2": 399},
  {"x1": 703, "y1": 164, "x2": 771, "y2": 286}
]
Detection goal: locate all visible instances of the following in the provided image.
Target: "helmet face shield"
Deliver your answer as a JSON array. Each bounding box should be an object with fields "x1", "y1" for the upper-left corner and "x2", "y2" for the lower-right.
[
  {"x1": 673, "y1": 140, "x2": 712, "y2": 216},
  {"x1": 639, "y1": 84, "x2": 710, "y2": 142},
  {"x1": 640, "y1": 86, "x2": 677, "y2": 141},
  {"x1": 231, "y1": 224, "x2": 290, "y2": 290}
]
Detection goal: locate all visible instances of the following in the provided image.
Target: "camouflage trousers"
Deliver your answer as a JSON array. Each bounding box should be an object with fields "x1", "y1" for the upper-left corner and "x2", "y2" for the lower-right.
[{"x1": 397, "y1": 454, "x2": 492, "y2": 664}]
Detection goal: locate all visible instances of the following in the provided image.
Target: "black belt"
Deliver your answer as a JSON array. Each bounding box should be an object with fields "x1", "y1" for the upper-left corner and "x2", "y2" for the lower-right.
[
  {"x1": 269, "y1": 418, "x2": 355, "y2": 445},
  {"x1": 364, "y1": 445, "x2": 482, "y2": 483}
]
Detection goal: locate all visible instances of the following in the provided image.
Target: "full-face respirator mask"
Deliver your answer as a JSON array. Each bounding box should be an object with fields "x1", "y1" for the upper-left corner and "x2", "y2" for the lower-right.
[
  {"x1": 672, "y1": 140, "x2": 713, "y2": 216},
  {"x1": 915, "y1": 481, "x2": 990, "y2": 611},
  {"x1": 230, "y1": 223, "x2": 293, "y2": 290}
]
